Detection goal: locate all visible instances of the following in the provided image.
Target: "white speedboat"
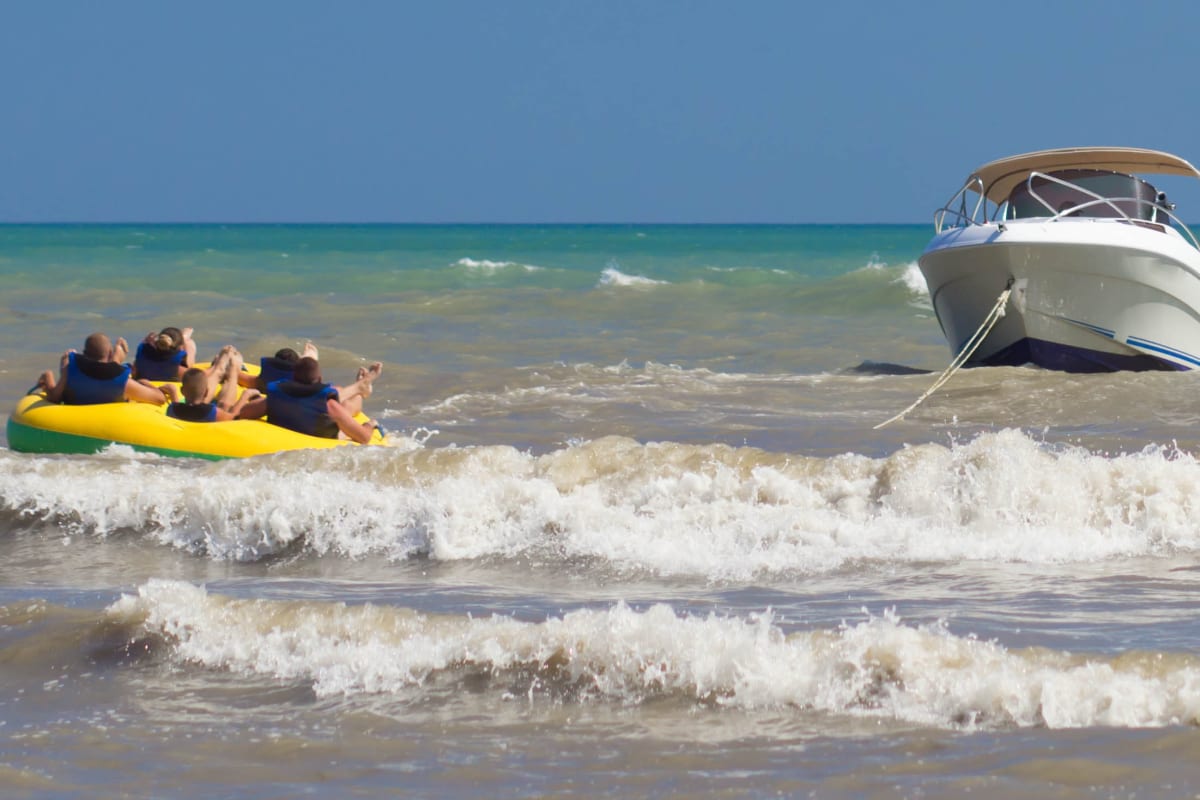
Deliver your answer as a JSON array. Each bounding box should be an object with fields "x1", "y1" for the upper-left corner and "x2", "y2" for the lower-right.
[{"x1": 918, "y1": 147, "x2": 1200, "y2": 371}]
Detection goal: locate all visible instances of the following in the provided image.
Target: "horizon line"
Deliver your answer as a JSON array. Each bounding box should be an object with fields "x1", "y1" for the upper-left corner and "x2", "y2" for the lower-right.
[{"x1": 0, "y1": 220, "x2": 932, "y2": 226}]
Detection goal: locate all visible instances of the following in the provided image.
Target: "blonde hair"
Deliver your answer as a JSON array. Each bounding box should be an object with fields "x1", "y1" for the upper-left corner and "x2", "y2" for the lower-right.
[{"x1": 155, "y1": 326, "x2": 183, "y2": 354}]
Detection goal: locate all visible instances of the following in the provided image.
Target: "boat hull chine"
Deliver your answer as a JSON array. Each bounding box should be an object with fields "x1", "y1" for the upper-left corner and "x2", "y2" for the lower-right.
[{"x1": 979, "y1": 336, "x2": 1179, "y2": 372}]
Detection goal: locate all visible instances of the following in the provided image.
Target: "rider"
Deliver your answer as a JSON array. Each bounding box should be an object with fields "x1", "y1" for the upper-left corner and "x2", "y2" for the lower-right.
[
  {"x1": 238, "y1": 356, "x2": 381, "y2": 444},
  {"x1": 166, "y1": 348, "x2": 260, "y2": 422},
  {"x1": 132, "y1": 326, "x2": 196, "y2": 381},
  {"x1": 38, "y1": 332, "x2": 173, "y2": 406}
]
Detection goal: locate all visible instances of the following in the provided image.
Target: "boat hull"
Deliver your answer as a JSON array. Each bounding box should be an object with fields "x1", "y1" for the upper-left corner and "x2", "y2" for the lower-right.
[{"x1": 918, "y1": 220, "x2": 1200, "y2": 371}]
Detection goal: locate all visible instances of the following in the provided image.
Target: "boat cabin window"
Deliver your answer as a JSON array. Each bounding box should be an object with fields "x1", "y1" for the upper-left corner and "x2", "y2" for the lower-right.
[{"x1": 1006, "y1": 169, "x2": 1166, "y2": 222}]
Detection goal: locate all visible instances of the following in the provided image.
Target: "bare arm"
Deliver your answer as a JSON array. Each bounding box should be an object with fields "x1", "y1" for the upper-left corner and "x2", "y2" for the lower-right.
[
  {"x1": 237, "y1": 395, "x2": 268, "y2": 420},
  {"x1": 228, "y1": 388, "x2": 260, "y2": 416},
  {"x1": 41, "y1": 351, "x2": 72, "y2": 404},
  {"x1": 211, "y1": 389, "x2": 260, "y2": 422},
  {"x1": 125, "y1": 378, "x2": 171, "y2": 405},
  {"x1": 327, "y1": 398, "x2": 376, "y2": 444}
]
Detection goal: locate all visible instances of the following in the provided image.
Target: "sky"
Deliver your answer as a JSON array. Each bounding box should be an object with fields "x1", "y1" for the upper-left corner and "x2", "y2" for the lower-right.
[{"x1": 4, "y1": 0, "x2": 1200, "y2": 223}]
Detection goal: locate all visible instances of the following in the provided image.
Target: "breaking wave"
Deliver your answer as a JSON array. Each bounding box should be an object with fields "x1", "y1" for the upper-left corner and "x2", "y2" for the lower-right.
[
  {"x1": 95, "y1": 580, "x2": 1200, "y2": 730},
  {"x1": 2, "y1": 429, "x2": 1199, "y2": 574}
]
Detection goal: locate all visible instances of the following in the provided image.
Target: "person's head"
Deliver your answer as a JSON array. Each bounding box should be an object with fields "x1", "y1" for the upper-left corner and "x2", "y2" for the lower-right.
[
  {"x1": 83, "y1": 332, "x2": 111, "y2": 361},
  {"x1": 292, "y1": 356, "x2": 321, "y2": 385},
  {"x1": 180, "y1": 367, "x2": 208, "y2": 404},
  {"x1": 155, "y1": 326, "x2": 183, "y2": 354},
  {"x1": 274, "y1": 347, "x2": 299, "y2": 364}
]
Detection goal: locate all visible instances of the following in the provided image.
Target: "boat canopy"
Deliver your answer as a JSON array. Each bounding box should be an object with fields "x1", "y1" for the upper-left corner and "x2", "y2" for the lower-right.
[{"x1": 970, "y1": 147, "x2": 1200, "y2": 203}]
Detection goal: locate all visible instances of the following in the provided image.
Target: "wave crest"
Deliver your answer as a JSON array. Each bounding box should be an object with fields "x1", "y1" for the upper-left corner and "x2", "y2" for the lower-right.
[
  {"x1": 4, "y1": 430, "x2": 1199, "y2": 572},
  {"x1": 108, "y1": 580, "x2": 1200, "y2": 729}
]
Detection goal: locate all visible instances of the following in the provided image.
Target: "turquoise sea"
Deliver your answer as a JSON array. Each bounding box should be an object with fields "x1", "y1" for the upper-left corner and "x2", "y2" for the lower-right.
[{"x1": 4, "y1": 224, "x2": 1200, "y2": 798}]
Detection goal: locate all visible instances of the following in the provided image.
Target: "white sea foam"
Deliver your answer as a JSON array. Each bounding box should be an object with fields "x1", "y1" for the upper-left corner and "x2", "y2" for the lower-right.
[
  {"x1": 848, "y1": 256, "x2": 931, "y2": 309},
  {"x1": 4, "y1": 430, "x2": 1200, "y2": 573},
  {"x1": 597, "y1": 266, "x2": 666, "y2": 288},
  {"x1": 898, "y1": 261, "x2": 931, "y2": 304},
  {"x1": 454, "y1": 258, "x2": 542, "y2": 273},
  {"x1": 110, "y1": 579, "x2": 1200, "y2": 729}
]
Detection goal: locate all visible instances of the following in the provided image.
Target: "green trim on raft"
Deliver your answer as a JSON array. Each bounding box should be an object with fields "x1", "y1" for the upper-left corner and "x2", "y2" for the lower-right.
[{"x1": 6, "y1": 417, "x2": 228, "y2": 461}]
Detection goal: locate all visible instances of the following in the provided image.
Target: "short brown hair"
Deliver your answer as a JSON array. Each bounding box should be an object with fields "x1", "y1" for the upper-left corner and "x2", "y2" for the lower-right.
[
  {"x1": 83, "y1": 332, "x2": 111, "y2": 361},
  {"x1": 292, "y1": 357, "x2": 321, "y2": 385},
  {"x1": 180, "y1": 367, "x2": 208, "y2": 403}
]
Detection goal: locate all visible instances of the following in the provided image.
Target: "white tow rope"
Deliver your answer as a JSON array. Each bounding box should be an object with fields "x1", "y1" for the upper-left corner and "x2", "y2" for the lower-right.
[{"x1": 874, "y1": 284, "x2": 1013, "y2": 429}]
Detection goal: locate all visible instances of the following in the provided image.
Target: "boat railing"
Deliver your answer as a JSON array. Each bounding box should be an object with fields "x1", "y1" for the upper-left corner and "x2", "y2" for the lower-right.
[
  {"x1": 933, "y1": 171, "x2": 1200, "y2": 250},
  {"x1": 933, "y1": 176, "x2": 987, "y2": 232},
  {"x1": 1021, "y1": 171, "x2": 1200, "y2": 250}
]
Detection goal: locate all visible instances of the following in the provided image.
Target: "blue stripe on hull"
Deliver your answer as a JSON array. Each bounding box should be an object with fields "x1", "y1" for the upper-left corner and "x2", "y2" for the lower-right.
[
  {"x1": 978, "y1": 338, "x2": 1183, "y2": 373},
  {"x1": 1125, "y1": 336, "x2": 1200, "y2": 368}
]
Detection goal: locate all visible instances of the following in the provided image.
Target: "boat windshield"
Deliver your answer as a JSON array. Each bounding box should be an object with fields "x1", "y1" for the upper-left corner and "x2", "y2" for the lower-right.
[{"x1": 1006, "y1": 169, "x2": 1167, "y2": 222}]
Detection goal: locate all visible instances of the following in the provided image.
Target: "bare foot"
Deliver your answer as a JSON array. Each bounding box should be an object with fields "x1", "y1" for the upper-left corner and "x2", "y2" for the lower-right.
[
  {"x1": 356, "y1": 362, "x2": 381, "y2": 399},
  {"x1": 302, "y1": 341, "x2": 319, "y2": 360},
  {"x1": 111, "y1": 337, "x2": 129, "y2": 363},
  {"x1": 210, "y1": 345, "x2": 233, "y2": 374},
  {"x1": 225, "y1": 351, "x2": 244, "y2": 382},
  {"x1": 182, "y1": 327, "x2": 194, "y2": 342}
]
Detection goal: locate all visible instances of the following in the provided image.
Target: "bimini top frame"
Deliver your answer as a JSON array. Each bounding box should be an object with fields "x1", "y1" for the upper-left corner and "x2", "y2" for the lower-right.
[{"x1": 932, "y1": 147, "x2": 1200, "y2": 247}]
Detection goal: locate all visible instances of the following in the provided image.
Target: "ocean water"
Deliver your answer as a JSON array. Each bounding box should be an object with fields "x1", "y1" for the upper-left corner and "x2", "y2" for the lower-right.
[{"x1": 3, "y1": 224, "x2": 1200, "y2": 798}]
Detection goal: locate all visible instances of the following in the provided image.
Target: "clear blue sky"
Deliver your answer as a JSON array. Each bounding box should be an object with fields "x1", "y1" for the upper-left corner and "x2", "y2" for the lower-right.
[{"x1": 4, "y1": 0, "x2": 1200, "y2": 223}]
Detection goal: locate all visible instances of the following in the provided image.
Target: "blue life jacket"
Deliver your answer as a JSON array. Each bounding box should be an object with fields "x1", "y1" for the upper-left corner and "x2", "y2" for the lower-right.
[
  {"x1": 62, "y1": 353, "x2": 130, "y2": 405},
  {"x1": 266, "y1": 380, "x2": 339, "y2": 438},
  {"x1": 166, "y1": 401, "x2": 218, "y2": 422},
  {"x1": 257, "y1": 356, "x2": 297, "y2": 392},
  {"x1": 133, "y1": 342, "x2": 186, "y2": 381}
]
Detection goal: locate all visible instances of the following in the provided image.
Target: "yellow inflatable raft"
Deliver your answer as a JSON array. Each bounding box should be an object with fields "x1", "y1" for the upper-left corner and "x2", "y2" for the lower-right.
[{"x1": 7, "y1": 384, "x2": 386, "y2": 460}]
